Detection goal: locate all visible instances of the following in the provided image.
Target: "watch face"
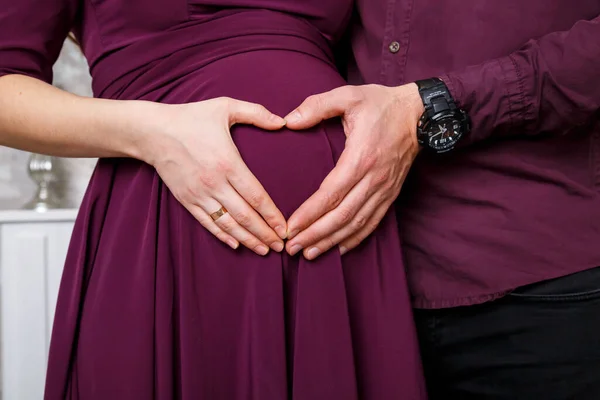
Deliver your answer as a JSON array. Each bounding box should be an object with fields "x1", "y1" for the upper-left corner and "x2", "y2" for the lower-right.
[{"x1": 429, "y1": 118, "x2": 463, "y2": 152}]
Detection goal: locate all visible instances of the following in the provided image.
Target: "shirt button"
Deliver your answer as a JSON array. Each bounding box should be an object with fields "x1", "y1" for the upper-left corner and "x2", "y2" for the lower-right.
[{"x1": 388, "y1": 41, "x2": 400, "y2": 53}]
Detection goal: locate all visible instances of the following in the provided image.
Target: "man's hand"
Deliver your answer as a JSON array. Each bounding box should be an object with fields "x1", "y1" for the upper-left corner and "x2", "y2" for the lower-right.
[{"x1": 283, "y1": 83, "x2": 424, "y2": 260}]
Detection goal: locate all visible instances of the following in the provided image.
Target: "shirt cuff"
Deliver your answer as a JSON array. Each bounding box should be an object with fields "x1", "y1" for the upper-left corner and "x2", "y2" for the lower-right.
[{"x1": 439, "y1": 54, "x2": 532, "y2": 145}]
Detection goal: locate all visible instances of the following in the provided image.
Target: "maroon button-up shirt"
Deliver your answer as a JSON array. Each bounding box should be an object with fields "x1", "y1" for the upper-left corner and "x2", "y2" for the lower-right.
[{"x1": 348, "y1": 1, "x2": 600, "y2": 308}]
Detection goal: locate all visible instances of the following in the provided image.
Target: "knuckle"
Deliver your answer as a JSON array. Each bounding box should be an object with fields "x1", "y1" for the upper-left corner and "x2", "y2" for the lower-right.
[
  {"x1": 305, "y1": 94, "x2": 319, "y2": 107},
  {"x1": 353, "y1": 214, "x2": 368, "y2": 230},
  {"x1": 199, "y1": 173, "x2": 218, "y2": 190},
  {"x1": 338, "y1": 206, "x2": 354, "y2": 225},
  {"x1": 304, "y1": 95, "x2": 323, "y2": 114},
  {"x1": 218, "y1": 218, "x2": 236, "y2": 232},
  {"x1": 346, "y1": 87, "x2": 364, "y2": 105},
  {"x1": 264, "y1": 214, "x2": 281, "y2": 227},
  {"x1": 323, "y1": 190, "x2": 342, "y2": 208},
  {"x1": 214, "y1": 97, "x2": 232, "y2": 113},
  {"x1": 246, "y1": 191, "x2": 266, "y2": 209},
  {"x1": 215, "y1": 159, "x2": 234, "y2": 175},
  {"x1": 252, "y1": 103, "x2": 267, "y2": 116},
  {"x1": 214, "y1": 96, "x2": 230, "y2": 106},
  {"x1": 233, "y1": 211, "x2": 252, "y2": 227},
  {"x1": 373, "y1": 169, "x2": 392, "y2": 187}
]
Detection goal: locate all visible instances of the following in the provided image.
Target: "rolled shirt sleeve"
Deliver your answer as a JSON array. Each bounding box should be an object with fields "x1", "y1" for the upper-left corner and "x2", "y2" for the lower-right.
[
  {"x1": 440, "y1": 14, "x2": 600, "y2": 145},
  {"x1": 0, "y1": 0, "x2": 79, "y2": 83}
]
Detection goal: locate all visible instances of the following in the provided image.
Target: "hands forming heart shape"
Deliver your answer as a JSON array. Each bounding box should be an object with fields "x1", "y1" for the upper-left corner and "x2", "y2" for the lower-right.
[{"x1": 150, "y1": 83, "x2": 423, "y2": 260}]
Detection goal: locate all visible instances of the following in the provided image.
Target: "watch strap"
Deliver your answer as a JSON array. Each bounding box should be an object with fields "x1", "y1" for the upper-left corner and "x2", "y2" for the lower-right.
[{"x1": 416, "y1": 78, "x2": 456, "y2": 119}]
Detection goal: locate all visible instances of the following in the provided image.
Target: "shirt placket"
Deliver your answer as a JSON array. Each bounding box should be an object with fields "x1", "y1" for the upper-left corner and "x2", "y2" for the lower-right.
[
  {"x1": 379, "y1": 0, "x2": 414, "y2": 86},
  {"x1": 594, "y1": 128, "x2": 600, "y2": 190}
]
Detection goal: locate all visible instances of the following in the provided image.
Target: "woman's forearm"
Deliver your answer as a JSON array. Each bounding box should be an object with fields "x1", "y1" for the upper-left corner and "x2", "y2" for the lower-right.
[
  {"x1": 0, "y1": 73, "x2": 292, "y2": 252},
  {"x1": 0, "y1": 74, "x2": 158, "y2": 161}
]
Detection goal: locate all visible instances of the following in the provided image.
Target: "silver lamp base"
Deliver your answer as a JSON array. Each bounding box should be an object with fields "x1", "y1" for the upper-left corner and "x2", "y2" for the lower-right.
[
  {"x1": 23, "y1": 184, "x2": 62, "y2": 212},
  {"x1": 22, "y1": 153, "x2": 61, "y2": 212}
]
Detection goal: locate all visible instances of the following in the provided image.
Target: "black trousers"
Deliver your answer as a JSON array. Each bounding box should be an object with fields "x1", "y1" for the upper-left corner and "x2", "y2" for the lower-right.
[{"x1": 414, "y1": 266, "x2": 600, "y2": 400}]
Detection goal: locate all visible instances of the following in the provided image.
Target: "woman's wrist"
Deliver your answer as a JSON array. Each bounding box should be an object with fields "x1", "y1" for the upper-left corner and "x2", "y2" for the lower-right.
[
  {"x1": 0, "y1": 74, "x2": 173, "y2": 162},
  {"x1": 99, "y1": 99, "x2": 167, "y2": 164}
]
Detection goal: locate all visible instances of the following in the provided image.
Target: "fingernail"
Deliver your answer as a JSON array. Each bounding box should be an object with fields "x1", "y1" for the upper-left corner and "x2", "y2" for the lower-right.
[
  {"x1": 255, "y1": 245, "x2": 269, "y2": 256},
  {"x1": 306, "y1": 247, "x2": 321, "y2": 260},
  {"x1": 287, "y1": 229, "x2": 299, "y2": 240},
  {"x1": 289, "y1": 244, "x2": 303, "y2": 256},
  {"x1": 271, "y1": 241, "x2": 284, "y2": 252},
  {"x1": 275, "y1": 225, "x2": 287, "y2": 240},
  {"x1": 228, "y1": 239, "x2": 239, "y2": 249},
  {"x1": 339, "y1": 246, "x2": 348, "y2": 255},
  {"x1": 271, "y1": 114, "x2": 286, "y2": 125},
  {"x1": 285, "y1": 110, "x2": 302, "y2": 124}
]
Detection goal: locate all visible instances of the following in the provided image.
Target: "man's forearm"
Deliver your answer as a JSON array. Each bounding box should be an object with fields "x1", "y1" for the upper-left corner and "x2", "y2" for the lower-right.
[
  {"x1": 440, "y1": 14, "x2": 600, "y2": 144},
  {"x1": 0, "y1": 74, "x2": 157, "y2": 161}
]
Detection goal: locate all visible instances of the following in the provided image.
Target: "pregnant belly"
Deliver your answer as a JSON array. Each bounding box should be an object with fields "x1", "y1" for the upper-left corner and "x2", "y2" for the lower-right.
[{"x1": 163, "y1": 50, "x2": 348, "y2": 216}]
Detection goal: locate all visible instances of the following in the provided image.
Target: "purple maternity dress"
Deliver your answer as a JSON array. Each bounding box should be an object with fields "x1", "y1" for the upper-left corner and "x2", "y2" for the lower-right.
[{"x1": 0, "y1": 0, "x2": 426, "y2": 398}]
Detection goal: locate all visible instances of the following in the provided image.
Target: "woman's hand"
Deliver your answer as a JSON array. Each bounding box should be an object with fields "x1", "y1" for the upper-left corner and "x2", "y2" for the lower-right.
[
  {"x1": 0, "y1": 75, "x2": 286, "y2": 255},
  {"x1": 142, "y1": 97, "x2": 288, "y2": 255}
]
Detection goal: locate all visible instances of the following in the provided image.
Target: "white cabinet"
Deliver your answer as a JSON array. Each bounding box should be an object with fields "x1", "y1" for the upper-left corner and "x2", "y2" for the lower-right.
[{"x1": 0, "y1": 210, "x2": 77, "y2": 400}]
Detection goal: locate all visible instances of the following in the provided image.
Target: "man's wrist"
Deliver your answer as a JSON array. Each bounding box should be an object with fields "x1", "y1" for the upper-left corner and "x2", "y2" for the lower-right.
[
  {"x1": 392, "y1": 83, "x2": 424, "y2": 126},
  {"x1": 391, "y1": 82, "x2": 424, "y2": 151},
  {"x1": 406, "y1": 82, "x2": 425, "y2": 122}
]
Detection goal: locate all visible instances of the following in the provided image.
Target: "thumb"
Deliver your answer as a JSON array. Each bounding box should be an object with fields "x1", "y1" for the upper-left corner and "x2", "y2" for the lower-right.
[
  {"x1": 284, "y1": 86, "x2": 356, "y2": 129},
  {"x1": 227, "y1": 99, "x2": 286, "y2": 130}
]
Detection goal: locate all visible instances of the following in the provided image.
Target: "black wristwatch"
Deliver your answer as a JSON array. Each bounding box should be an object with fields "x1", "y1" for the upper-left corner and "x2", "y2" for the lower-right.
[{"x1": 415, "y1": 78, "x2": 470, "y2": 153}]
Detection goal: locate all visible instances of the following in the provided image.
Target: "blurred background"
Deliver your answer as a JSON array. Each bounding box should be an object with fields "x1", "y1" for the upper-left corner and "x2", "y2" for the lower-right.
[{"x1": 0, "y1": 38, "x2": 98, "y2": 400}]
